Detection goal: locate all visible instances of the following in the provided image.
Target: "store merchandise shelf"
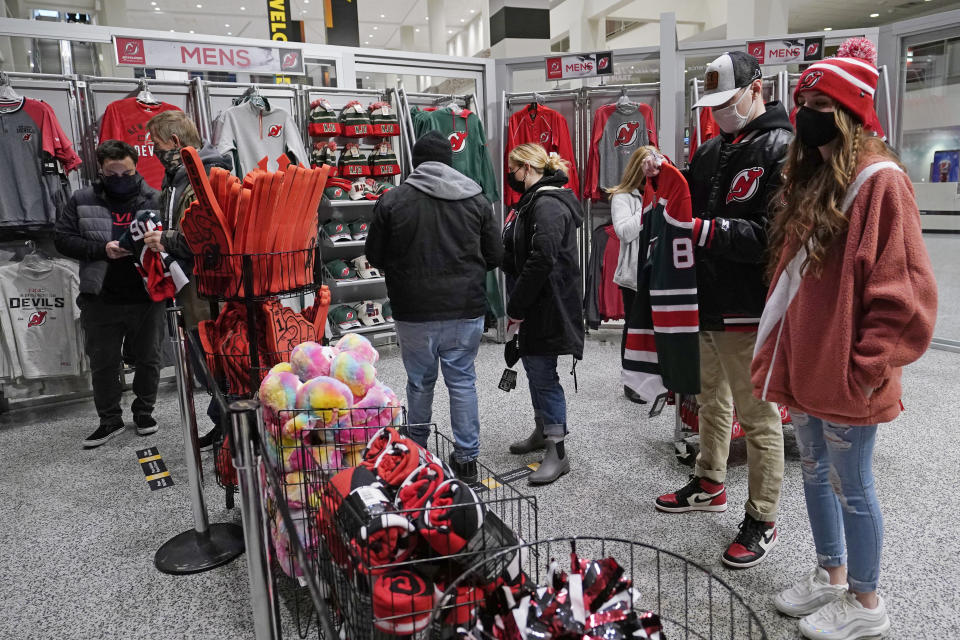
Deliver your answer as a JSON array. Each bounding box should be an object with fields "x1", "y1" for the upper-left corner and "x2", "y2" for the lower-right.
[
  {"x1": 321, "y1": 237, "x2": 366, "y2": 249},
  {"x1": 329, "y1": 276, "x2": 385, "y2": 287},
  {"x1": 329, "y1": 200, "x2": 376, "y2": 208},
  {"x1": 333, "y1": 322, "x2": 395, "y2": 337}
]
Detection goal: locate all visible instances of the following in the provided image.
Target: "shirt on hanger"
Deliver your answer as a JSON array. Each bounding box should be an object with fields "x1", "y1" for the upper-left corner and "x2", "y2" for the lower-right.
[
  {"x1": 505, "y1": 104, "x2": 580, "y2": 207},
  {"x1": 585, "y1": 102, "x2": 658, "y2": 201},
  {"x1": 214, "y1": 101, "x2": 307, "y2": 177},
  {"x1": 99, "y1": 97, "x2": 182, "y2": 190}
]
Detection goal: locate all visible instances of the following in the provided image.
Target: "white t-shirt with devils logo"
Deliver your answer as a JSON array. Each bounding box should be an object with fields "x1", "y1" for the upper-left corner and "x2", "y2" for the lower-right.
[
  {"x1": 0, "y1": 258, "x2": 81, "y2": 380},
  {"x1": 214, "y1": 101, "x2": 307, "y2": 177}
]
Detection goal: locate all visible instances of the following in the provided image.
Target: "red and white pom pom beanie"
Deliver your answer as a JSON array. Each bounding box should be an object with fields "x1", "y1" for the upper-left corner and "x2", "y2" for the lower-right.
[{"x1": 794, "y1": 37, "x2": 884, "y2": 137}]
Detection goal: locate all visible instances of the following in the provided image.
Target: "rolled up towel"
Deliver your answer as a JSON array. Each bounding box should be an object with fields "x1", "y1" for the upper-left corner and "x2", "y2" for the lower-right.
[
  {"x1": 372, "y1": 439, "x2": 441, "y2": 490},
  {"x1": 394, "y1": 461, "x2": 446, "y2": 519},
  {"x1": 372, "y1": 568, "x2": 436, "y2": 636},
  {"x1": 360, "y1": 426, "x2": 402, "y2": 466},
  {"x1": 418, "y1": 478, "x2": 486, "y2": 556}
]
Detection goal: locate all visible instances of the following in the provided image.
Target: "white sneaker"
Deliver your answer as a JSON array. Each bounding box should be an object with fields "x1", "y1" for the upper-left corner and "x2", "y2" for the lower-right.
[
  {"x1": 773, "y1": 566, "x2": 847, "y2": 617},
  {"x1": 799, "y1": 591, "x2": 890, "y2": 640}
]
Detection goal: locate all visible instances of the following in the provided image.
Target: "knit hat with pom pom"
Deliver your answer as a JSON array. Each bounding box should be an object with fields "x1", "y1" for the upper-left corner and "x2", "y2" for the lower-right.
[{"x1": 794, "y1": 37, "x2": 884, "y2": 136}]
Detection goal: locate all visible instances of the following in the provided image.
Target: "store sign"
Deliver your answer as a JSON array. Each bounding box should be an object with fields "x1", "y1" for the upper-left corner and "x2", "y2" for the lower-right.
[
  {"x1": 114, "y1": 37, "x2": 304, "y2": 75},
  {"x1": 267, "y1": 0, "x2": 303, "y2": 42},
  {"x1": 325, "y1": 0, "x2": 360, "y2": 48},
  {"x1": 746, "y1": 37, "x2": 824, "y2": 65},
  {"x1": 545, "y1": 51, "x2": 613, "y2": 80}
]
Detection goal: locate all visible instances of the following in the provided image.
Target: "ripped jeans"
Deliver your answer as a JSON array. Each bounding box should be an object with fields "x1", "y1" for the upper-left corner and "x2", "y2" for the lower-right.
[{"x1": 792, "y1": 411, "x2": 883, "y2": 593}]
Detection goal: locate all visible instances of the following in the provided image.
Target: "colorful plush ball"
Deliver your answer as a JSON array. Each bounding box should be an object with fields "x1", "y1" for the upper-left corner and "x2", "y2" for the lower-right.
[
  {"x1": 311, "y1": 444, "x2": 344, "y2": 473},
  {"x1": 341, "y1": 382, "x2": 402, "y2": 442},
  {"x1": 331, "y1": 351, "x2": 377, "y2": 399},
  {"x1": 341, "y1": 442, "x2": 367, "y2": 467},
  {"x1": 281, "y1": 413, "x2": 317, "y2": 441},
  {"x1": 283, "y1": 470, "x2": 321, "y2": 509},
  {"x1": 295, "y1": 375, "x2": 353, "y2": 425},
  {"x1": 337, "y1": 332, "x2": 379, "y2": 365},
  {"x1": 258, "y1": 370, "x2": 301, "y2": 412},
  {"x1": 269, "y1": 361, "x2": 294, "y2": 375},
  {"x1": 290, "y1": 341, "x2": 339, "y2": 382}
]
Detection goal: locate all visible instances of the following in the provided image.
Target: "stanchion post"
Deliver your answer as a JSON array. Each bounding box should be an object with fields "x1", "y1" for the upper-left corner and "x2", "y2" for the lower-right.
[{"x1": 230, "y1": 399, "x2": 281, "y2": 640}]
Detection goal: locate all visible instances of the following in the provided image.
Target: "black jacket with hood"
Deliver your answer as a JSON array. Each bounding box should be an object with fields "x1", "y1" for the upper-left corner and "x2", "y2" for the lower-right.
[
  {"x1": 684, "y1": 100, "x2": 793, "y2": 330},
  {"x1": 365, "y1": 161, "x2": 502, "y2": 322},
  {"x1": 502, "y1": 169, "x2": 584, "y2": 359}
]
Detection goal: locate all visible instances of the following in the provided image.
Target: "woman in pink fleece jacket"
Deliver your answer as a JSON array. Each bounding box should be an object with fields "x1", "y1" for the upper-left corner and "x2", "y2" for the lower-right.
[{"x1": 751, "y1": 39, "x2": 937, "y2": 640}]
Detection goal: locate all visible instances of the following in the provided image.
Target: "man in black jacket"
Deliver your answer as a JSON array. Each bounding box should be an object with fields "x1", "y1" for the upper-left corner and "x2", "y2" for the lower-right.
[
  {"x1": 654, "y1": 52, "x2": 792, "y2": 569},
  {"x1": 365, "y1": 131, "x2": 502, "y2": 482},
  {"x1": 54, "y1": 140, "x2": 163, "y2": 448}
]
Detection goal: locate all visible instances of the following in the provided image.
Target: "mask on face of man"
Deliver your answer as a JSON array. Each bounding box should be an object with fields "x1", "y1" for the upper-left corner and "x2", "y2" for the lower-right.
[
  {"x1": 102, "y1": 173, "x2": 142, "y2": 198},
  {"x1": 712, "y1": 87, "x2": 755, "y2": 134},
  {"x1": 157, "y1": 146, "x2": 183, "y2": 172}
]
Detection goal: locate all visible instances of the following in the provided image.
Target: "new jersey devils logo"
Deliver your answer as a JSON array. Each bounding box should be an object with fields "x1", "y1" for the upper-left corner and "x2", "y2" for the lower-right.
[
  {"x1": 268, "y1": 124, "x2": 283, "y2": 137},
  {"x1": 749, "y1": 43, "x2": 764, "y2": 58},
  {"x1": 806, "y1": 41, "x2": 820, "y2": 57},
  {"x1": 22, "y1": 133, "x2": 32, "y2": 142},
  {"x1": 799, "y1": 70, "x2": 823, "y2": 91},
  {"x1": 726, "y1": 167, "x2": 764, "y2": 204},
  {"x1": 124, "y1": 41, "x2": 141, "y2": 56},
  {"x1": 598, "y1": 56, "x2": 610, "y2": 70},
  {"x1": 448, "y1": 131, "x2": 468, "y2": 153},
  {"x1": 281, "y1": 52, "x2": 299, "y2": 70},
  {"x1": 27, "y1": 311, "x2": 47, "y2": 328},
  {"x1": 539, "y1": 131, "x2": 550, "y2": 143},
  {"x1": 614, "y1": 122, "x2": 641, "y2": 147}
]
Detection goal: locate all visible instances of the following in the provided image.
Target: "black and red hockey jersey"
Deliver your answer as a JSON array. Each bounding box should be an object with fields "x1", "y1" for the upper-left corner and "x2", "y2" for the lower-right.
[
  {"x1": 621, "y1": 162, "x2": 700, "y2": 400},
  {"x1": 118, "y1": 210, "x2": 188, "y2": 302},
  {"x1": 584, "y1": 102, "x2": 658, "y2": 201},
  {"x1": 505, "y1": 104, "x2": 580, "y2": 207}
]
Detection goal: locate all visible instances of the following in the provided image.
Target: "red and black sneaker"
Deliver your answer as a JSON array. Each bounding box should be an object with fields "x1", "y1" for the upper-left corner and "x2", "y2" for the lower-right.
[
  {"x1": 722, "y1": 514, "x2": 778, "y2": 568},
  {"x1": 655, "y1": 475, "x2": 727, "y2": 513}
]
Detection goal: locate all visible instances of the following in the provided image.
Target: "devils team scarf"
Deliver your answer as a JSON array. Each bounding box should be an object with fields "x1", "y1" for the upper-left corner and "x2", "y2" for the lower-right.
[
  {"x1": 394, "y1": 462, "x2": 447, "y2": 518},
  {"x1": 118, "y1": 210, "x2": 188, "y2": 302}
]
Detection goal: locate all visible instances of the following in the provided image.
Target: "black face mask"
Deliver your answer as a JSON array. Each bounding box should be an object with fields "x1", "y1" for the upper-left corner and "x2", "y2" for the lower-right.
[
  {"x1": 507, "y1": 167, "x2": 527, "y2": 194},
  {"x1": 102, "y1": 173, "x2": 141, "y2": 198},
  {"x1": 157, "y1": 147, "x2": 182, "y2": 172},
  {"x1": 795, "y1": 107, "x2": 840, "y2": 148}
]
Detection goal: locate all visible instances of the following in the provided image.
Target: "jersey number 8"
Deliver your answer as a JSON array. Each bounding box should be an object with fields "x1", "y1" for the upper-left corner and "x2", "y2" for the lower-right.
[{"x1": 673, "y1": 238, "x2": 694, "y2": 269}]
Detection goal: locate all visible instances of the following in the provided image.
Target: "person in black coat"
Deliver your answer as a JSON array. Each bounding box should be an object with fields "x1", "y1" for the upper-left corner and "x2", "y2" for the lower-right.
[{"x1": 502, "y1": 143, "x2": 584, "y2": 485}]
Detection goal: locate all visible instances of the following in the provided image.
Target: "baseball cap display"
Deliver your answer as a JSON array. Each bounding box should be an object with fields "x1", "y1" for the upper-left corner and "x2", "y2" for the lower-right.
[
  {"x1": 352, "y1": 255, "x2": 381, "y2": 279},
  {"x1": 325, "y1": 259, "x2": 357, "y2": 280},
  {"x1": 323, "y1": 220, "x2": 353, "y2": 243},
  {"x1": 329, "y1": 304, "x2": 362, "y2": 331},
  {"x1": 353, "y1": 300, "x2": 385, "y2": 327},
  {"x1": 349, "y1": 220, "x2": 369, "y2": 241},
  {"x1": 693, "y1": 51, "x2": 763, "y2": 108},
  {"x1": 324, "y1": 184, "x2": 351, "y2": 201},
  {"x1": 381, "y1": 300, "x2": 393, "y2": 322}
]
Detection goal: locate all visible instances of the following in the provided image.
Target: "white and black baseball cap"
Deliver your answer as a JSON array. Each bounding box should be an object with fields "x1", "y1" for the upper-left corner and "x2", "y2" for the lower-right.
[
  {"x1": 693, "y1": 51, "x2": 762, "y2": 108},
  {"x1": 353, "y1": 300, "x2": 385, "y2": 327}
]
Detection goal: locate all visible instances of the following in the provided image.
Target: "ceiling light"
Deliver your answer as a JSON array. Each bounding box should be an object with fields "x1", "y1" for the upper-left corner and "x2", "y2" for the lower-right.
[
  {"x1": 425, "y1": 16, "x2": 429, "y2": 21},
  {"x1": 224, "y1": 23, "x2": 229, "y2": 27},
  {"x1": 150, "y1": 1, "x2": 156, "y2": 4},
  {"x1": 196, "y1": 3, "x2": 202, "y2": 7},
  {"x1": 169, "y1": 29, "x2": 174, "y2": 32},
  {"x1": 153, "y1": 6, "x2": 159, "y2": 9},
  {"x1": 415, "y1": 27, "x2": 420, "y2": 32},
  {"x1": 470, "y1": 9, "x2": 475, "y2": 13},
  {"x1": 364, "y1": 40, "x2": 369, "y2": 44},
  {"x1": 189, "y1": 29, "x2": 195, "y2": 33},
  {"x1": 869, "y1": 12, "x2": 879, "y2": 17},
  {"x1": 380, "y1": 13, "x2": 385, "y2": 18},
  {"x1": 227, "y1": 31, "x2": 232, "y2": 35},
  {"x1": 240, "y1": 5, "x2": 246, "y2": 9},
  {"x1": 373, "y1": 26, "x2": 378, "y2": 30},
  {"x1": 447, "y1": 29, "x2": 452, "y2": 34},
  {"x1": 460, "y1": 18, "x2": 464, "y2": 22},
  {"x1": 823, "y1": 27, "x2": 832, "y2": 31}
]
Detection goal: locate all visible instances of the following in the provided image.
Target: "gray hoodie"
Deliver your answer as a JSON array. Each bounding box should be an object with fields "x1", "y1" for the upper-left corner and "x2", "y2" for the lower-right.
[{"x1": 403, "y1": 161, "x2": 482, "y2": 201}]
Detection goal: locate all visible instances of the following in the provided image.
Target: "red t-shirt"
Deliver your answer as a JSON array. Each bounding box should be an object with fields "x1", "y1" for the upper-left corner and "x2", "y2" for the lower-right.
[{"x1": 99, "y1": 98, "x2": 182, "y2": 189}]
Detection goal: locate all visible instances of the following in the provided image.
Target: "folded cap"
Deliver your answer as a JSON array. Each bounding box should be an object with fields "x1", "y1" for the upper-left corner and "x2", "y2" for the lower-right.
[
  {"x1": 352, "y1": 255, "x2": 381, "y2": 279},
  {"x1": 324, "y1": 185, "x2": 351, "y2": 201},
  {"x1": 325, "y1": 259, "x2": 357, "y2": 280},
  {"x1": 322, "y1": 220, "x2": 353, "y2": 242},
  {"x1": 329, "y1": 304, "x2": 362, "y2": 330},
  {"x1": 353, "y1": 300, "x2": 385, "y2": 326},
  {"x1": 693, "y1": 51, "x2": 762, "y2": 108},
  {"x1": 349, "y1": 220, "x2": 369, "y2": 240}
]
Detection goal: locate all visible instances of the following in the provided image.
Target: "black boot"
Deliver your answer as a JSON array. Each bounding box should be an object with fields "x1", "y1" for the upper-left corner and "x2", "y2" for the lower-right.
[
  {"x1": 509, "y1": 417, "x2": 547, "y2": 454},
  {"x1": 528, "y1": 436, "x2": 570, "y2": 485},
  {"x1": 624, "y1": 386, "x2": 647, "y2": 404}
]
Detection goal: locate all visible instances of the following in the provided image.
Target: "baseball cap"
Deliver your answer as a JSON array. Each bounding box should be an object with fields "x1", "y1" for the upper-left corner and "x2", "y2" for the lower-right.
[
  {"x1": 323, "y1": 220, "x2": 352, "y2": 242},
  {"x1": 352, "y1": 255, "x2": 381, "y2": 279},
  {"x1": 353, "y1": 300, "x2": 385, "y2": 327},
  {"x1": 325, "y1": 259, "x2": 357, "y2": 280},
  {"x1": 693, "y1": 51, "x2": 762, "y2": 108},
  {"x1": 324, "y1": 185, "x2": 351, "y2": 201},
  {"x1": 329, "y1": 305, "x2": 362, "y2": 331},
  {"x1": 349, "y1": 220, "x2": 369, "y2": 241},
  {"x1": 381, "y1": 300, "x2": 393, "y2": 322}
]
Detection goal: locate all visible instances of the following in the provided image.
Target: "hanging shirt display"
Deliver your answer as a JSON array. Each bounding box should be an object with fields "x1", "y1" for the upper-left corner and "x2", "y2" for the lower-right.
[
  {"x1": 689, "y1": 107, "x2": 718, "y2": 160},
  {"x1": 0, "y1": 98, "x2": 82, "y2": 228},
  {"x1": 584, "y1": 102, "x2": 658, "y2": 201},
  {"x1": 410, "y1": 106, "x2": 499, "y2": 203},
  {"x1": 99, "y1": 97, "x2": 181, "y2": 190},
  {"x1": 214, "y1": 101, "x2": 307, "y2": 177},
  {"x1": 505, "y1": 104, "x2": 580, "y2": 207},
  {"x1": 0, "y1": 257, "x2": 82, "y2": 380}
]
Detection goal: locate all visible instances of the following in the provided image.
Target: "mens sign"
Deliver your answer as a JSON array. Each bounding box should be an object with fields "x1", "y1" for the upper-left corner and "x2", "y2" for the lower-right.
[
  {"x1": 114, "y1": 37, "x2": 303, "y2": 75},
  {"x1": 545, "y1": 52, "x2": 614, "y2": 81},
  {"x1": 746, "y1": 37, "x2": 824, "y2": 65}
]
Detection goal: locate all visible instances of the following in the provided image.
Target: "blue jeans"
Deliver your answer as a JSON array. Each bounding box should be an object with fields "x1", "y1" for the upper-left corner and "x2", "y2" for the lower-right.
[
  {"x1": 395, "y1": 317, "x2": 485, "y2": 462},
  {"x1": 521, "y1": 355, "x2": 567, "y2": 437},
  {"x1": 792, "y1": 411, "x2": 883, "y2": 593}
]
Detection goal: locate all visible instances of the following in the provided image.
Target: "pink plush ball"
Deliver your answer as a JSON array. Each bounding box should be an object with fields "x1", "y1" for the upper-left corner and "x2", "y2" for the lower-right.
[
  {"x1": 290, "y1": 341, "x2": 339, "y2": 382},
  {"x1": 295, "y1": 375, "x2": 353, "y2": 425},
  {"x1": 331, "y1": 351, "x2": 377, "y2": 399},
  {"x1": 337, "y1": 332, "x2": 379, "y2": 365},
  {"x1": 269, "y1": 361, "x2": 294, "y2": 375},
  {"x1": 258, "y1": 371, "x2": 301, "y2": 412}
]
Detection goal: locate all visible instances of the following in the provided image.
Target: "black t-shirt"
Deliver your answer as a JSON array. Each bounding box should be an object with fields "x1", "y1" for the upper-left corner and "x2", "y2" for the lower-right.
[{"x1": 100, "y1": 197, "x2": 150, "y2": 304}]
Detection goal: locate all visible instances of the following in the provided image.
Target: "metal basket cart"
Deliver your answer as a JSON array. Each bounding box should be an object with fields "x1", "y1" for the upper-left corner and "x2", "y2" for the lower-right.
[
  {"x1": 430, "y1": 536, "x2": 768, "y2": 640},
  {"x1": 259, "y1": 404, "x2": 539, "y2": 640}
]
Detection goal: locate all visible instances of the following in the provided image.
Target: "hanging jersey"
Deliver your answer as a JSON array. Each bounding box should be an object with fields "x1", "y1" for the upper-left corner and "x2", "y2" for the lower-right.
[
  {"x1": 689, "y1": 107, "x2": 719, "y2": 160},
  {"x1": 0, "y1": 98, "x2": 82, "y2": 228},
  {"x1": 621, "y1": 163, "x2": 700, "y2": 400},
  {"x1": 118, "y1": 210, "x2": 189, "y2": 302},
  {"x1": 411, "y1": 107, "x2": 499, "y2": 203},
  {"x1": 99, "y1": 98, "x2": 181, "y2": 189},
  {"x1": 0, "y1": 259, "x2": 81, "y2": 379},
  {"x1": 505, "y1": 104, "x2": 580, "y2": 207},
  {"x1": 585, "y1": 102, "x2": 658, "y2": 201},
  {"x1": 214, "y1": 102, "x2": 307, "y2": 177}
]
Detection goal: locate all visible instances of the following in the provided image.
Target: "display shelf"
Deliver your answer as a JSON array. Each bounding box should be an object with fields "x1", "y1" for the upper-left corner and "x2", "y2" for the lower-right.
[
  {"x1": 328, "y1": 276, "x2": 385, "y2": 287},
  {"x1": 338, "y1": 322, "x2": 395, "y2": 336},
  {"x1": 321, "y1": 237, "x2": 366, "y2": 249},
  {"x1": 329, "y1": 199, "x2": 377, "y2": 208}
]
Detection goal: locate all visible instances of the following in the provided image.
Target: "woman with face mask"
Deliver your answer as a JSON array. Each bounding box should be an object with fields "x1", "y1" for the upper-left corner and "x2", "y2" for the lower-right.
[
  {"x1": 501, "y1": 143, "x2": 584, "y2": 485},
  {"x1": 752, "y1": 38, "x2": 937, "y2": 640}
]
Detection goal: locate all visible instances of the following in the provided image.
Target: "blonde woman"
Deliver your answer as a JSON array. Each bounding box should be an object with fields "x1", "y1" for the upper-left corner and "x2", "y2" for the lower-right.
[
  {"x1": 502, "y1": 143, "x2": 584, "y2": 485},
  {"x1": 752, "y1": 38, "x2": 937, "y2": 639},
  {"x1": 607, "y1": 145, "x2": 658, "y2": 404}
]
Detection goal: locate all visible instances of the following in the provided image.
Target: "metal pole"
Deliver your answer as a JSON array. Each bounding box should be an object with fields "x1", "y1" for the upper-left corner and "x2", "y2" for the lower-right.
[
  {"x1": 155, "y1": 306, "x2": 245, "y2": 575},
  {"x1": 230, "y1": 399, "x2": 282, "y2": 640}
]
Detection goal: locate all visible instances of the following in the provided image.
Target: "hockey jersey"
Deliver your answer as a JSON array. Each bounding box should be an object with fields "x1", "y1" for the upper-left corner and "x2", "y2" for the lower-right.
[
  {"x1": 99, "y1": 98, "x2": 181, "y2": 190},
  {"x1": 0, "y1": 257, "x2": 82, "y2": 379},
  {"x1": 505, "y1": 104, "x2": 580, "y2": 207},
  {"x1": 118, "y1": 210, "x2": 189, "y2": 302},
  {"x1": 689, "y1": 107, "x2": 718, "y2": 160},
  {"x1": 0, "y1": 98, "x2": 82, "y2": 228},
  {"x1": 584, "y1": 102, "x2": 658, "y2": 201},
  {"x1": 214, "y1": 101, "x2": 307, "y2": 177},
  {"x1": 621, "y1": 162, "x2": 700, "y2": 400},
  {"x1": 411, "y1": 107, "x2": 499, "y2": 203}
]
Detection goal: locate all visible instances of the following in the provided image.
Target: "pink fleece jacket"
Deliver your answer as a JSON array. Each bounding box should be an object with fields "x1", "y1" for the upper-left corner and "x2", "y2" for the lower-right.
[{"x1": 751, "y1": 154, "x2": 938, "y2": 425}]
